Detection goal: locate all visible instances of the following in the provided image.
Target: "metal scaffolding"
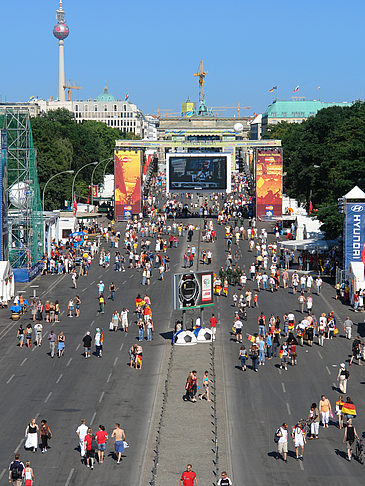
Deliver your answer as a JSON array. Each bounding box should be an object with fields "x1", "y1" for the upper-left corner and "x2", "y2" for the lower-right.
[{"x1": 0, "y1": 108, "x2": 44, "y2": 270}]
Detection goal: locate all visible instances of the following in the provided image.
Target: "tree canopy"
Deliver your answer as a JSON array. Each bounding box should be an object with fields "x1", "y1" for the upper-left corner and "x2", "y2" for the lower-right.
[
  {"x1": 264, "y1": 101, "x2": 365, "y2": 238},
  {"x1": 31, "y1": 108, "x2": 139, "y2": 210}
]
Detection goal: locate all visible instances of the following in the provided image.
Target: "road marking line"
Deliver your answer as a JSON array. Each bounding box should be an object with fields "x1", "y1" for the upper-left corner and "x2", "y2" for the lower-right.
[
  {"x1": 14, "y1": 438, "x2": 25, "y2": 454},
  {"x1": 317, "y1": 350, "x2": 323, "y2": 359},
  {"x1": 0, "y1": 469, "x2": 6, "y2": 481},
  {"x1": 99, "y1": 391, "x2": 105, "y2": 403},
  {"x1": 90, "y1": 280, "x2": 95, "y2": 285},
  {"x1": 20, "y1": 357, "x2": 28, "y2": 367},
  {"x1": 333, "y1": 382, "x2": 337, "y2": 388},
  {"x1": 66, "y1": 358, "x2": 72, "y2": 367},
  {"x1": 286, "y1": 402, "x2": 291, "y2": 415},
  {"x1": 31, "y1": 345, "x2": 37, "y2": 352},
  {"x1": 326, "y1": 366, "x2": 331, "y2": 375},
  {"x1": 129, "y1": 275, "x2": 133, "y2": 279},
  {"x1": 44, "y1": 392, "x2": 52, "y2": 403},
  {"x1": 90, "y1": 320, "x2": 95, "y2": 328},
  {"x1": 56, "y1": 373, "x2": 63, "y2": 384},
  {"x1": 82, "y1": 288, "x2": 87, "y2": 292},
  {"x1": 122, "y1": 280, "x2": 127, "y2": 284},
  {"x1": 6, "y1": 374, "x2": 15, "y2": 384},
  {"x1": 107, "y1": 372, "x2": 112, "y2": 383},
  {"x1": 113, "y1": 357, "x2": 118, "y2": 367},
  {"x1": 281, "y1": 382, "x2": 286, "y2": 393},
  {"x1": 299, "y1": 460, "x2": 304, "y2": 471},
  {"x1": 76, "y1": 344, "x2": 81, "y2": 351},
  {"x1": 90, "y1": 411, "x2": 96, "y2": 426},
  {"x1": 278, "y1": 368, "x2": 282, "y2": 375},
  {"x1": 65, "y1": 468, "x2": 75, "y2": 486},
  {"x1": 120, "y1": 343, "x2": 124, "y2": 351}
]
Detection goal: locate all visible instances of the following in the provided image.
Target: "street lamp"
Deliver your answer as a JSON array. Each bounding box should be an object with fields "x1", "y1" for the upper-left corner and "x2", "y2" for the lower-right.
[
  {"x1": 71, "y1": 161, "x2": 98, "y2": 208},
  {"x1": 90, "y1": 157, "x2": 113, "y2": 205},
  {"x1": 42, "y1": 170, "x2": 74, "y2": 213},
  {"x1": 102, "y1": 158, "x2": 114, "y2": 183}
]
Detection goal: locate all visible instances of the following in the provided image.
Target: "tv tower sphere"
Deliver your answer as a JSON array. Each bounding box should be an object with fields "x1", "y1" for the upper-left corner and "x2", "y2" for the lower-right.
[{"x1": 53, "y1": 22, "x2": 69, "y2": 40}]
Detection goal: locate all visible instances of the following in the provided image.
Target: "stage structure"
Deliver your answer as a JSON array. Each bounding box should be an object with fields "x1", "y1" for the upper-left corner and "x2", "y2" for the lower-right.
[{"x1": 0, "y1": 109, "x2": 44, "y2": 281}]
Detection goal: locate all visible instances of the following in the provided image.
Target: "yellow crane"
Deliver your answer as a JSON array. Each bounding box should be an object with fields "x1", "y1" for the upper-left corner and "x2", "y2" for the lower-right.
[
  {"x1": 63, "y1": 79, "x2": 82, "y2": 101},
  {"x1": 194, "y1": 59, "x2": 208, "y2": 105},
  {"x1": 212, "y1": 103, "x2": 251, "y2": 117}
]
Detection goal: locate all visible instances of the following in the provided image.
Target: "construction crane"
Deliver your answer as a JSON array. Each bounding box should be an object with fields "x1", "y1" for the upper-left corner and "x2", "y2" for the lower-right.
[
  {"x1": 212, "y1": 103, "x2": 251, "y2": 117},
  {"x1": 63, "y1": 79, "x2": 82, "y2": 101},
  {"x1": 194, "y1": 59, "x2": 208, "y2": 106}
]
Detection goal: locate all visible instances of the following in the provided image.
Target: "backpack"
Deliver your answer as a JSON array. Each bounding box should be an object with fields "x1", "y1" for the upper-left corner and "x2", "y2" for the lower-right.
[
  {"x1": 274, "y1": 428, "x2": 281, "y2": 444},
  {"x1": 11, "y1": 462, "x2": 22, "y2": 480}
]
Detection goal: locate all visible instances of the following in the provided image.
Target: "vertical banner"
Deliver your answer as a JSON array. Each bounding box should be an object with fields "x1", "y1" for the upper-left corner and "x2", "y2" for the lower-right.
[
  {"x1": 345, "y1": 202, "x2": 365, "y2": 272},
  {"x1": 255, "y1": 148, "x2": 283, "y2": 218},
  {"x1": 114, "y1": 149, "x2": 142, "y2": 219},
  {"x1": 0, "y1": 130, "x2": 7, "y2": 261}
]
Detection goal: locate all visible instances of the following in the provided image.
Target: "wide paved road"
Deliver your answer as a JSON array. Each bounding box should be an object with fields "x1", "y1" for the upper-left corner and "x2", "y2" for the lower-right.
[
  {"x1": 213, "y1": 220, "x2": 365, "y2": 485},
  {"x1": 0, "y1": 227, "x2": 183, "y2": 485}
]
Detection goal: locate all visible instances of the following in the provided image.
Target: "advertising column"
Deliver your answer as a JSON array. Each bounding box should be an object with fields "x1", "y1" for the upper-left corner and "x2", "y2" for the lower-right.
[
  {"x1": 345, "y1": 202, "x2": 365, "y2": 272},
  {"x1": 255, "y1": 148, "x2": 283, "y2": 218},
  {"x1": 114, "y1": 149, "x2": 142, "y2": 220}
]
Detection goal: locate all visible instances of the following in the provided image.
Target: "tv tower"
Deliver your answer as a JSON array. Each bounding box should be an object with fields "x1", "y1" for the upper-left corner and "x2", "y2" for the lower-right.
[{"x1": 53, "y1": 1, "x2": 69, "y2": 102}]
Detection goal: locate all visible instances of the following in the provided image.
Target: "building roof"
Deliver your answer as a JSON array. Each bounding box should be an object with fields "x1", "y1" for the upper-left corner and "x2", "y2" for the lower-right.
[
  {"x1": 344, "y1": 185, "x2": 365, "y2": 200},
  {"x1": 264, "y1": 99, "x2": 352, "y2": 118},
  {"x1": 96, "y1": 82, "x2": 116, "y2": 102}
]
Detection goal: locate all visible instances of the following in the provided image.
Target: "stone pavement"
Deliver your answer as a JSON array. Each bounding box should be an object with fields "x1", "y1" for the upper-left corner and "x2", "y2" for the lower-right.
[{"x1": 141, "y1": 339, "x2": 229, "y2": 486}]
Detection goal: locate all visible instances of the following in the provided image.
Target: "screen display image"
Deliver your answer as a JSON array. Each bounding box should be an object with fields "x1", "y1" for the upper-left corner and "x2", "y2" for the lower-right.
[
  {"x1": 255, "y1": 148, "x2": 283, "y2": 218},
  {"x1": 114, "y1": 150, "x2": 142, "y2": 219},
  {"x1": 167, "y1": 155, "x2": 229, "y2": 191}
]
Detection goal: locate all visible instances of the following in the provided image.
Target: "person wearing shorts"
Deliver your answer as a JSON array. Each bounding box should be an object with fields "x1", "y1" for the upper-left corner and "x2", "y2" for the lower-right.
[
  {"x1": 234, "y1": 319, "x2": 243, "y2": 343},
  {"x1": 95, "y1": 425, "x2": 108, "y2": 464},
  {"x1": 277, "y1": 423, "x2": 288, "y2": 462},
  {"x1": 111, "y1": 423, "x2": 126, "y2": 464},
  {"x1": 292, "y1": 423, "x2": 305, "y2": 460},
  {"x1": 84, "y1": 428, "x2": 95, "y2": 469}
]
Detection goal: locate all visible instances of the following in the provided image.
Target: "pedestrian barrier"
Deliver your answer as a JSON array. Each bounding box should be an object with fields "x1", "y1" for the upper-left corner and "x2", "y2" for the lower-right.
[{"x1": 210, "y1": 340, "x2": 219, "y2": 479}]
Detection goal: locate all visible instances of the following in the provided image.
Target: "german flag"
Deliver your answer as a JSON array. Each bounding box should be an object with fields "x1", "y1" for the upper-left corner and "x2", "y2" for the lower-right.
[
  {"x1": 342, "y1": 402, "x2": 356, "y2": 417},
  {"x1": 246, "y1": 333, "x2": 255, "y2": 343}
]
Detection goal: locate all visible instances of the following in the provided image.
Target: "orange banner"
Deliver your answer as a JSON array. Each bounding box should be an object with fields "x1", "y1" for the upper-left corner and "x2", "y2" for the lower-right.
[
  {"x1": 256, "y1": 148, "x2": 283, "y2": 218},
  {"x1": 114, "y1": 150, "x2": 141, "y2": 218}
]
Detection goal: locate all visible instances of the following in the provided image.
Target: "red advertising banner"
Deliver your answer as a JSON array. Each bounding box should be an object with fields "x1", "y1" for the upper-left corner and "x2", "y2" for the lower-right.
[
  {"x1": 114, "y1": 150, "x2": 142, "y2": 219},
  {"x1": 255, "y1": 148, "x2": 283, "y2": 218}
]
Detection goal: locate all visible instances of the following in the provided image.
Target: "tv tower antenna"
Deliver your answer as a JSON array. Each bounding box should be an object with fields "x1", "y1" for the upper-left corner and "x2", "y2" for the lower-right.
[{"x1": 53, "y1": 0, "x2": 70, "y2": 101}]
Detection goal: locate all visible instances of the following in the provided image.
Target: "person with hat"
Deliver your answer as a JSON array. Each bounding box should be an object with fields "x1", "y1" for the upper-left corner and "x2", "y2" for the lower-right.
[
  {"x1": 276, "y1": 423, "x2": 288, "y2": 462},
  {"x1": 95, "y1": 328, "x2": 103, "y2": 357},
  {"x1": 337, "y1": 363, "x2": 350, "y2": 394},
  {"x1": 292, "y1": 422, "x2": 306, "y2": 460}
]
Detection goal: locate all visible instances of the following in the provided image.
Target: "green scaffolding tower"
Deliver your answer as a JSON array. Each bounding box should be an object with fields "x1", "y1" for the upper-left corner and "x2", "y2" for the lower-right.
[{"x1": 0, "y1": 108, "x2": 44, "y2": 277}]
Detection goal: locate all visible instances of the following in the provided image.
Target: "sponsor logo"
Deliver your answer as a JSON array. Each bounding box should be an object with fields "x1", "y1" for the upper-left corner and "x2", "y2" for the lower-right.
[{"x1": 351, "y1": 205, "x2": 364, "y2": 212}]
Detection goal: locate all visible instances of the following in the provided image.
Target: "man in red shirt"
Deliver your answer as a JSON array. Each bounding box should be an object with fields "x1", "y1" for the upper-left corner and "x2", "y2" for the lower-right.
[
  {"x1": 180, "y1": 464, "x2": 198, "y2": 486},
  {"x1": 210, "y1": 313, "x2": 218, "y2": 339},
  {"x1": 95, "y1": 425, "x2": 108, "y2": 464}
]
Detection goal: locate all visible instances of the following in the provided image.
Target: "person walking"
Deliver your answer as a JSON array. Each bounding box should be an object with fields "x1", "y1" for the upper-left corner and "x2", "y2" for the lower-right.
[
  {"x1": 239, "y1": 345, "x2": 247, "y2": 371},
  {"x1": 343, "y1": 418, "x2": 359, "y2": 461},
  {"x1": 84, "y1": 428, "x2": 95, "y2": 469},
  {"x1": 349, "y1": 336, "x2": 362, "y2": 366},
  {"x1": 76, "y1": 419, "x2": 88, "y2": 460},
  {"x1": 95, "y1": 425, "x2": 108, "y2": 464},
  {"x1": 308, "y1": 402, "x2": 319, "y2": 439},
  {"x1": 233, "y1": 318, "x2": 243, "y2": 343},
  {"x1": 180, "y1": 464, "x2": 198, "y2": 486},
  {"x1": 109, "y1": 282, "x2": 116, "y2": 301},
  {"x1": 25, "y1": 324, "x2": 33, "y2": 348},
  {"x1": 111, "y1": 423, "x2": 126, "y2": 464},
  {"x1": 121, "y1": 307, "x2": 129, "y2": 333},
  {"x1": 82, "y1": 331, "x2": 92, "y2": 358},
  {"x1": 217, "y1": 471, "x2": 233, "y2": 485},
  {"x1": 22, "y1": 461, "x2": 35, "y2": 486},
  {"x1": 75, "y1": 295, "x2": 81, "y2": 318},
  {"x1": 343, "y1": 317, "x2": 353, "y2": 339},
  {"x1": 292, "y1": 422, "x2": 306, "y2": 460},
  {"x1": 146, "y1": 318, "x2": 154, "y2": 341},
  {"x1": 99, "y1": 294, "x2": 105, "y2": 314},
  {"x1": 24, "y1": 418, "x2": 39, "y2": 452},
  {"x1": 337, "y1": 363, "x2": 350, "y2": 394},
  {"x1": 199, "y1": 370, "x2": 213, "y2": 402},
  {"x1": 319, "y1": 395, "x2": 332, "y2": 428},
  {"x1": 336, "y1": 395, "x2": 345, "y2": 430},
  {"x1": 17, "y1": 324, "x2": 25, "y2": 348},
  {"x1": 8, "y1": 454, "x2": 24, "y2": 486},
  {"x1": 250, "y1": 341, "x2": 259, "y2": 372},
  {"x1": 95, "y1": 328, "x2": 103, "y2": 357},
  {"x1": 48, "y1": 330, "x2": 57, "y2": 358},
  {"x1": 40, "y1": 419, "x2": 52, "y2": 453},
  {"x1": 57, "y1": 331, "x2": 65, "y2": 357},
  {"x1": 276, "y1": 423, "x2": 288, "y2": 462},
  {"x1": 34, "y1": 321, "x2": 43, "y2": 347}
]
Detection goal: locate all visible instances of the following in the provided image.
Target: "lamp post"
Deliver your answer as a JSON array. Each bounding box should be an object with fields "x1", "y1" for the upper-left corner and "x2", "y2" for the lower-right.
[
  {"x1": 42, "y1": 169, "x2": 74, "y2": 213},
  {"x1": 102, "y1": 158, "x2": 114, "y2": 184},
  {"x1": 90, "y1": 157, "x2": 113, "y2": 206},
  {"x1": 71, "y1": 161, "x2": 98, "y2": 209}
]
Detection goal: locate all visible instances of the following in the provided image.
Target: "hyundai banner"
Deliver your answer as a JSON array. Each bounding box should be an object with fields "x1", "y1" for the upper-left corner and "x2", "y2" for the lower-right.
[{"x1": 345, "y1": 202, "x2": 365, "y2": 272}]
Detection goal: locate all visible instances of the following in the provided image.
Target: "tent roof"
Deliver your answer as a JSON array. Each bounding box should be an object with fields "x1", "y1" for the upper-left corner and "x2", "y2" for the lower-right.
[
  {"x1": 0, "y1": 261, "x2": 12, "y2": 279},
  {"x1": 344, "y1": 186, "x2": 365, "y2": 200}
]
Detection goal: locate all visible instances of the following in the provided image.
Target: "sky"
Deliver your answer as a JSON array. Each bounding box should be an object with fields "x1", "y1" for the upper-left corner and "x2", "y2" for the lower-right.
[{"x1": 1, "y1": 0, "x2": 364, "y2": 116}]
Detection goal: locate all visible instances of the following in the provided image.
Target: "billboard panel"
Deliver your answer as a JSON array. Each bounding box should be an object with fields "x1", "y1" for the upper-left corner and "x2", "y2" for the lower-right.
[
  {"x1": 166, "y1": 153, "x2": 231, "y2": 193},
  {"x1": 345, "y1": 202, "x2": 365, "y2": 272},
  {"x1": 114, "y1": 150, "x2": 142, "y2": 219},
  {"x1": 173, "y1": 271, "x2": 214, "y2": 310},
  {"x1": 255, "y1": 148, "x2": 283, "y2": 218}
]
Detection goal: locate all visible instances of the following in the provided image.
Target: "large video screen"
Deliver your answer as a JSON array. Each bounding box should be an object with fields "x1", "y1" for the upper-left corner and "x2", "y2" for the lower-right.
[{"x1": 167, "y1": 154, "x2": 230, "y2": 192}]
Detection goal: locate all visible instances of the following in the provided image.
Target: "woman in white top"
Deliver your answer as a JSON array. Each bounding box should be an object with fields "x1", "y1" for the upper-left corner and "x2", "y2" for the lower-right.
[
  {"x1": 25, "y1": 418, "x2": 39, "y2": 452},
  {"x1": 120, "y1": 308, "x2": 129, "y2": 332}
]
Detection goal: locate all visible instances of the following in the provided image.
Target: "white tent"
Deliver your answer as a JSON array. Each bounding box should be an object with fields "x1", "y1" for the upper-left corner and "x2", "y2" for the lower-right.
[
  {"x1": 0, "y1": 261, "x2": 15, "y2": 303},
  {"x1": 348, "y1": 262, "x2": 365, "y2": 304}
]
